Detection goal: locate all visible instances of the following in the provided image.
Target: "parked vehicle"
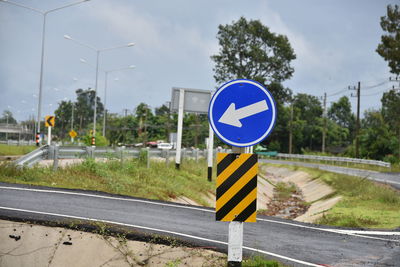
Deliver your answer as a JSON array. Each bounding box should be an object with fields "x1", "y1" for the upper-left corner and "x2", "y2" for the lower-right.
[{"x1": 157, "y1": 142, "x2": 173, "y2": 150}]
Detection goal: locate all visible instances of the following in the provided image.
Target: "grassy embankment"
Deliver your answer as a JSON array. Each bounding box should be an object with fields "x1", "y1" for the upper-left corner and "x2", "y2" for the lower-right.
[
  {"x1": 270, "y1": 164, "x2": 400, "y2": 229},
  {"x1": 0, "y1": 144, "x2": 36, "y2": 156},
  {"x1": 0, "y1": 158, "x2": 215, "y2": 206}
]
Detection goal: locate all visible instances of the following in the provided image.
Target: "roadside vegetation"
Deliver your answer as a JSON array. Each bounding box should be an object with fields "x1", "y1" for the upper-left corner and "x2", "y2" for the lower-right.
[
  {"x1": 0, "y1": 158, "x2": 214, "y2": 206},
  {"x1": 0, "y1": 144, "x2": 36, "y2": 156},
  {"x1": 274, "y1": 164, "x2": 400, "y2": 229},
  {"x1": 243, "y1": 255, "x2": 286, "y2": 267}
]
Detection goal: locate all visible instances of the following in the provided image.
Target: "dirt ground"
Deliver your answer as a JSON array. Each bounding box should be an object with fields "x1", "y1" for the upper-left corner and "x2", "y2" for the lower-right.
[{"x1": 0, "y1": 220, "x2": 226, "y2": 267}]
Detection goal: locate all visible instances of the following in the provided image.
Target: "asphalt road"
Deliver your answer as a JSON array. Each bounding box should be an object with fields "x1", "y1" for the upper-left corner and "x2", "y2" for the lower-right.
[
  {"x1": 261, "y1": 159, "x2": 400, "y2": 190},
  {"x1": 0, "y1": 183, "x2": 399, "y2": 266}
]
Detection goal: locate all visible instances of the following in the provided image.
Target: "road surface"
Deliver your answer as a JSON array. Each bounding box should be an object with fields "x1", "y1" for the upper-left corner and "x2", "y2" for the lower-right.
[{"x1": 0, "y1": 183, "x2": 399, "y2": 266}]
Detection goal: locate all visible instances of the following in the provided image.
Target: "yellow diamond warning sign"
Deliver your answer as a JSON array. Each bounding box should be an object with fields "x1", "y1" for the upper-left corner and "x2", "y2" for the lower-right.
[
  {"x1": 45, "y1": 116, "x2": 55, "y2": 127},
  {"x1": 69, "y1": 130, "x2": 77, "y2": 138}
]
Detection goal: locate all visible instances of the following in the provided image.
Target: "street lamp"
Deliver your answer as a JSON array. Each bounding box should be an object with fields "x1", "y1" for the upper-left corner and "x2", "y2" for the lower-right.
[
  {"x1": 80, "y1": 58, "x2": 135, "y2": 136},
  {"x1": 0, "y1": 0, "x2": 90, "y2": 146},
  {"x1": 64, "y1": 35, "x2": 135, "y2": 144}
]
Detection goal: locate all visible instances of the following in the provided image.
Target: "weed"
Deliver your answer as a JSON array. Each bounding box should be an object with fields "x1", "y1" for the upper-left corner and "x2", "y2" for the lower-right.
[{"x1": 243, "y1": 255, "x2": 284, "y2": 267}]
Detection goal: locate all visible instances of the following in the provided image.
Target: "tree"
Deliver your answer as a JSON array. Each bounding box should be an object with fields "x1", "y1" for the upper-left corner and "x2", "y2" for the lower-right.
[
  {"x1": 74, "y1": 88, "x2": 104, "y2": 133},
  {"x1": 328, "y1": 96, "x2": 355, "y2": 145},
  {"x1": 381, "y1": 89, "x2": 400, "y2": 158},
  {"x1": 359, "y1": 110, "x2": 394, "y2": 160},
  {"x1": 0, "y1": 110, "x2": 17, "y2": 124},
  {"x1": 376, "y1": 4, "x2": 400, "y2": 75},
  {"x1": 54, "y1": 100, "x2": 73, "y2": 139},
  {"x1": 211, "y1": 17, "x2": 296, "y2": 98},
  {"x1": 292, "y1": 94, "x2": 323, "y2": 152}
]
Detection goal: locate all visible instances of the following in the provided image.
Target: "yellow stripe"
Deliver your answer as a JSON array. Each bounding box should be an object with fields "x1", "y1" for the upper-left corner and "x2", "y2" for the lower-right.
[
  {"x1": 216, "y1": 153, "x2": 252, "y2": 187},
  {"x1": 220, "y1": 187, "x2": 257, "y2": 222},
  {"x1": 216, "y1": 163, "x2": 258, "y2": 211},
  {"x1": 244, "y1": 211, "x2": 257, "y2": 223},
  {"x1": 216, "y1": 153, "x2": 229, "y2": 164}
]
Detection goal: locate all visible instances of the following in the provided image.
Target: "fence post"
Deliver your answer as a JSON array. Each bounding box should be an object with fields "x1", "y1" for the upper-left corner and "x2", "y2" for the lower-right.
[
  {"x1": 166, "y1": 149, "x2": 170, "y2": 167},
  {"x1": 147, "y1": 147, "x2": 150, "y2": 169},
  {"x1": 195, "y1": 148, "x2": 199, "y2": 163},
  {"x1": 52, "y1": 145, "x2": 59, "y2": 171}
]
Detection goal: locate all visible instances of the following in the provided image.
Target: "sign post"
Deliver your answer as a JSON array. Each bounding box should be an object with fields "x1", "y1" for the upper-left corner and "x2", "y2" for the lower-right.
[
  {"x1": 209, "y1": 79, "x2": 277, "y2": 266},
  {"x1": 45, "y1": 116, "x2": 55, "y2": 145},
  {"x1": 170, "y1": 87, "x2": 212, "y2": 170}
]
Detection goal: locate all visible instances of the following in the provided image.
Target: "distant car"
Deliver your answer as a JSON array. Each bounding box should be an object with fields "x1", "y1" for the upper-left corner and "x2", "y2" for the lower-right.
[{"x1": 157, "y1": 142, "x2": 173, "y2": 150}]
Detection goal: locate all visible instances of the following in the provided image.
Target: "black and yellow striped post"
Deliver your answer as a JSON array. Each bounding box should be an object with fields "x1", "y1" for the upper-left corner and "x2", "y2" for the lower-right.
[
  {"x1": 216, "y1": 152, "x2": 257, "y2": 222},
  {"x1": 216, "y1": 151, "x2": 258, "y2": 266}
]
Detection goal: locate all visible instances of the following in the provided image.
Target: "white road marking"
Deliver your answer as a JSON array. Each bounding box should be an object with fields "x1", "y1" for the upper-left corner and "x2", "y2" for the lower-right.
[
  {"x1": 1, "y1": 185, "x2": 399, "y2": 241},
  {"x1": 0, "y1": 206, "x2": 322, "y2": 267}
]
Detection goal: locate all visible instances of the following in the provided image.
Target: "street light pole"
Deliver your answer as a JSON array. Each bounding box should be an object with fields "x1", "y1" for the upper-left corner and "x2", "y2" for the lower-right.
[
  {"x1": 102, "y1": 66, "x2": 135, "y2": 137},
  {"x1": 79, "y1": 59, "x2": 135, "y2": 137},
  {"x1": 64, "y1": 36, "x2": 135, "y2": 145},
  {"x1": 0, "y1": 0, "x2": 90, "y2": 146}
]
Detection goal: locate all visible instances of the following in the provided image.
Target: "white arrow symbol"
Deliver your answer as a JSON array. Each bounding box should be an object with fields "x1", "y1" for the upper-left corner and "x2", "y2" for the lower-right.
[{"x1": 218, "y1": 100, "x2": 269, "y2": 127}]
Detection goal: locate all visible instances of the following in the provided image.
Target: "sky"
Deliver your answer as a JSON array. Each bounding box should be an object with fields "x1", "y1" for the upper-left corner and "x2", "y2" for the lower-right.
[{"x1": 0, "y1": 0, "x2": 398, "y2": 122}]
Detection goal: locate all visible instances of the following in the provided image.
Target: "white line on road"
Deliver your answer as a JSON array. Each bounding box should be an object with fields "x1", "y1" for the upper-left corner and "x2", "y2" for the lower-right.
[
  {"x1": 1, "y1": 185, "x2": 399, "y2": 241},
  {"x1": 0, "y1": 206, "x2": 322, "y2": 267}
]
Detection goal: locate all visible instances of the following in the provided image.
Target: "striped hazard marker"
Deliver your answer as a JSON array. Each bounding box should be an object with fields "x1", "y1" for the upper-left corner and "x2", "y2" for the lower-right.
[{"x1": 216, "y1": 153, "x2": 258, "y2": 222}]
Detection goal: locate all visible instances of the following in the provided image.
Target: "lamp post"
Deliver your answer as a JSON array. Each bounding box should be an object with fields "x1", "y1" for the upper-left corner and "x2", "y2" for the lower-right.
[
  {"x1": 0, "y1": 0, "x2": 90, "y2": 146},
  {"x1": 80, "y1": 58, "x2": 135, "y2": 137},
  {"x1": 64, "y1": 35, "x2": 135, "y2": 144}
]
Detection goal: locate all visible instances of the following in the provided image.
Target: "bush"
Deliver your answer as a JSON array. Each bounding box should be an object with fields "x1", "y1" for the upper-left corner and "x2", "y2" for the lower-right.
[{"x1": 82, "y1": 134, "x2": 108, "y2": 146}]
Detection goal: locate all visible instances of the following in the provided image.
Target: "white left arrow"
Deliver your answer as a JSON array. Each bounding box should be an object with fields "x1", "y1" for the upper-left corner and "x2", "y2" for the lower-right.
[{"x1": 218, "y1": 100, "x2": 269, "y2": 127}]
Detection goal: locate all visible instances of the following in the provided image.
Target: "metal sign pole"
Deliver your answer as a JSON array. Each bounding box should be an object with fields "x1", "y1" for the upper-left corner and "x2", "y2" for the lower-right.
[
  {"x1": 228, "y1": 146, "x2": 245, "y2": 266},
  {"x1": 47, "y1": 126, "x2": 51, "y2": 145},
  {"x1": 175, "y1": 89, "x2": 184, "y2": 169},
  {"x1": 228, "y1": 221, "x2": 243, "y2": 266},
  {"x1": 207, "y1": 124, "x2": 214, "y2": 181}
]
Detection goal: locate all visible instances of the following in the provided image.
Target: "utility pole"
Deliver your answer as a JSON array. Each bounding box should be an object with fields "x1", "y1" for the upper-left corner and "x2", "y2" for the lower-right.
[
  {"x1": 349, "y1": 82, "x2": 361, "y2": 158},
  {"x1": 322, "y1": 92, "x2": 327, "y2": 153},
  {"x1": 289, "y1": 102, "x2": 293, "y2": 154}
]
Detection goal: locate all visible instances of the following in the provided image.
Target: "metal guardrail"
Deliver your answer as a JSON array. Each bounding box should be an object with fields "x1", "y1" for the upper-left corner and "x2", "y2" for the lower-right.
[
  {"x1": 14, "y1": 146, "x2": 232, "y2": 168},
  {"x1": 14, "y1": 145, "x2": 49, "y2": 167},
  {"x1": 275, "y1": 153, "x2": 391, "y2": 168},
  {"x1": 13, "y1": 145, "x2": 391, "y2": 169},
  {"x1": 0, "y1": 140, "x2": 36, "y2": 146}
]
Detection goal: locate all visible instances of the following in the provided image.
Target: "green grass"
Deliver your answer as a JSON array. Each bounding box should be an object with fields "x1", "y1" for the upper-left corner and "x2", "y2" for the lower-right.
[
  {"x1": 0, "y1": 144, "x2": 36, "y2": 156},
  {"x1": 243, "y1": 255, "x2": 286, "y2": 267},
  {"x1": 0, "y1": 158, "x2": 215, "y2": 206},
  {"x1": 274, "y1": 182, "x2": 297, "y2": 200},
  {"x1": 268, "y1": 163, "x2": 400, "y2": 229}
]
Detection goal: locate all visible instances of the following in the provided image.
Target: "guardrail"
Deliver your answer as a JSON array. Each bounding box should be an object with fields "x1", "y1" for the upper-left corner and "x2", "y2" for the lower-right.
[
  {"x1": 275, "y1": 153, "x2": 391, "y2": 169},
  {"x1": 14, "y1": 146, "x2": 233, "y2": 169},
  {"x1": 14, "y1": 145, "x2": 49, "y2": 167},
  {"x1": 0, "y1": 140, "x2": 36, "y2": 146}
]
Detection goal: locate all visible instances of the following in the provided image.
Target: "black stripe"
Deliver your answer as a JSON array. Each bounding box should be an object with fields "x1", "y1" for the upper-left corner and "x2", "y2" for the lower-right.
[
  {"x1": 217, "y1": 154, "x2": 237, "y2": 176},
  {"x1": 216, "y1": 175, "x2": 257, "y2": 221},
  {"x1": 234, "y1": 199, "x2": 256, "y2": 222},
  {"x1": 216, "y1": 154, "x2": 257, "y2": 199}
]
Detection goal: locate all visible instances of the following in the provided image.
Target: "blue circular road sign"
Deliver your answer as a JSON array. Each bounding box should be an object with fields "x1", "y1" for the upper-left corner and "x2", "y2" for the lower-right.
[{"x1": 208, "y1": 79, "x2": 277, "y2": 147}]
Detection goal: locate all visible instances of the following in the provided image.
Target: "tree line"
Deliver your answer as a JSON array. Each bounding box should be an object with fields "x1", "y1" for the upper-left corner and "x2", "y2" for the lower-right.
[{"x1": 1, "y1": 5, "x2": 399, "y2": 163}]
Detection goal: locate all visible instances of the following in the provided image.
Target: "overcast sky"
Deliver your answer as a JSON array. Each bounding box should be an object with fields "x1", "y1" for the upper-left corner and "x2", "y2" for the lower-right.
[{"x1": 0, "y1": 0, "x2": 397, "y2": 122}]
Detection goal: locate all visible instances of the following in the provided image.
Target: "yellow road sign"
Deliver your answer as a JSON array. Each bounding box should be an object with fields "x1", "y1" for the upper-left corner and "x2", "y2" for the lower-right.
[
  {"x1": 45, "y1": 116, "x2": 55, "y2": 127},
  {"x1": 69, "y1": 130, "x2": 77, "y2": 138},
  {"x1": 216, "y1": 153, "x2": 258, "y2": 223}
]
